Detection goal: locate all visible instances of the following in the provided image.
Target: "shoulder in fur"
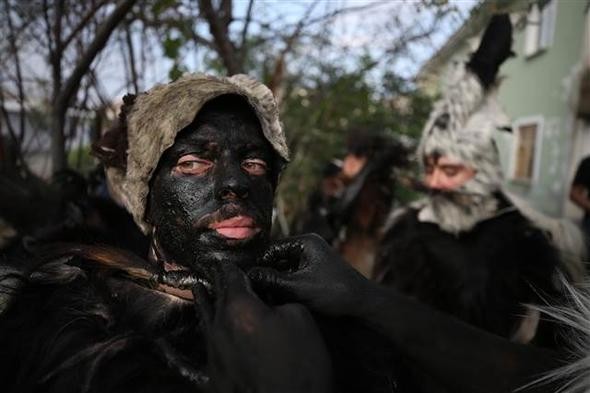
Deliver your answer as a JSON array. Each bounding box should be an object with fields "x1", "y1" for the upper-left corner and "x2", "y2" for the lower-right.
[
  {"x1": 528, "y1": 276, "x2": 590, "y2": 393},
  {"x1": 381, "y1": 201, "x2": 424, "y2": 234}
]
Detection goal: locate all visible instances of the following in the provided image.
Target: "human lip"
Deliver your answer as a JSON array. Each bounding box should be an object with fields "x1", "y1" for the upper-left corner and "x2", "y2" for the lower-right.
[{"x1": 208, "y1": 215, "x2": 261, "y2": 240}]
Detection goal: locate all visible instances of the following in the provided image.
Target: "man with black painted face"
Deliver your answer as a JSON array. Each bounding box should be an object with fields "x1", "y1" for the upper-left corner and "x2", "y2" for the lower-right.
[
  {"x1": 148, "y1": 95, "x2": 277, "y2": 272},
  {"x1": 0, "y1": 75, "x2": 332, "y2": 393}
]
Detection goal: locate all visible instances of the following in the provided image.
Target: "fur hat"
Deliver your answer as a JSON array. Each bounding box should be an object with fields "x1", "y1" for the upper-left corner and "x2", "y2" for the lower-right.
[
  {"x1": 98, "y1": 73, "x2": 289, "y2": 234},
  {"x1": 415, "y1": 14, "x2": 514, "y2": 234},
  {"x1": 417, "y1": 64, "x2": 510, "y2": 197},
  {"x1": 417, "y1": 14, "x2": 514, "y2": 197}
]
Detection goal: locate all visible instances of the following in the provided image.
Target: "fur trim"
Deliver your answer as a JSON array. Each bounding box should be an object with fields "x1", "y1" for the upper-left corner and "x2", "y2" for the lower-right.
[
  {"x1": 504, "y1": 190, "x2": 588, "y2": 283},
  {"x1": 528, "y1": 277, "x2": 590, "y2": 393},
  {"x1": 106, "y1": 73, "x2": 288, "y2": 234},
  {"x1": 417, "y1": 65, "x2": 508, "y2": 194}
]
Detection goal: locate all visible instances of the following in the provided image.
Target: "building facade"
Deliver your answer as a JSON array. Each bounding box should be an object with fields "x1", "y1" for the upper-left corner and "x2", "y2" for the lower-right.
[{"x1": 418, "y1": 0, "x2": 590, "y2": 219}]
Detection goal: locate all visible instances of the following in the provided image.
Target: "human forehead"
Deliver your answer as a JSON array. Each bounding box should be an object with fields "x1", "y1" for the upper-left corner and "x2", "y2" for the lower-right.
[
  {"x1": 168, "y1": 118, "x2": 270, "y2": 156},
  {"x1": 424, "y1": 154, "x2": 466, "y2": 167}
]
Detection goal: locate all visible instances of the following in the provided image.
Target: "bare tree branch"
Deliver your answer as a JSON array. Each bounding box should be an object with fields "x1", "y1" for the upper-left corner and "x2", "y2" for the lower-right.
[
  {"x1": 304, "y1": 1, "x2": 385, "y2": 28},
  {"x1": 268, "y1": 1, "x2": 320, "y2": 96},
  {"x1": 238, "y1": 0, "x2": 254, "y2": 65},
  {"x1": 2, "y1": 0, "x2": 26, "y2": 145},
  {"x1": 198, "y1": 0, "x2": 242, "y2": 75},
  {"x1": 138, "y1": 15, "x2": 215, "y2": 49},
  {"x1": 124, "y1": 21, "x2": 139, "y2": 92},
  {"x1": 0, "y1": 84, "x2": 26, "y2": 169},
  {"x1": 51, "y1": 0, "x2": 136, "y2": 172},
  {"x1": 61, "y1": 0, "x2": 108, "y2": 50}
]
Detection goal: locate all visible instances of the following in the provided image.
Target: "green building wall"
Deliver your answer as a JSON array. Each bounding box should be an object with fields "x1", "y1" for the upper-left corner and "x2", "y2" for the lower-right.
[
  {"x1": 494, "y1": 0, "x2": 586, "y2": 216},
  {"x1": 427, "y1": 0, "x2": 587, "y2": 217}
]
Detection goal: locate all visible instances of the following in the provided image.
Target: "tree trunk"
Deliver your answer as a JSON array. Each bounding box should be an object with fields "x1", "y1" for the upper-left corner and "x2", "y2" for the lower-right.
[
  {"x1": 51, "y1": 0, "x2": 137, "y2": 174},
  {"x1": 51, "y1": 108, "x2": 67, "y2": 173}
]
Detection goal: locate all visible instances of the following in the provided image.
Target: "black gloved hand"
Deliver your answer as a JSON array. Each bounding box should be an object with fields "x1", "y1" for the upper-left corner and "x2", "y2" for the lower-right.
[
  {"x1": 248, "y1": 234, "x2": 370, "y2": 317},
  {"x1": 194, "y1": 261, "x2": 332, "y2": 393}
]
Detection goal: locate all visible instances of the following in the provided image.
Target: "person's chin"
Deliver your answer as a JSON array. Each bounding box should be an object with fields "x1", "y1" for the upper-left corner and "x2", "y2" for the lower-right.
[{"x1": 197, "y1": 230, "x2": 268, "y2": 264}]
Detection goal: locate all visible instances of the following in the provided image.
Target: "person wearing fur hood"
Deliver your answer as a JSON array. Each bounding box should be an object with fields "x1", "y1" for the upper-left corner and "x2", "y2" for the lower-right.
[
  {"x1": 372, "y1": 14, "x2": 576, "y2": 349},
  {"x1": 0, "y1": 74, "x2": 338, "y2": 393}
]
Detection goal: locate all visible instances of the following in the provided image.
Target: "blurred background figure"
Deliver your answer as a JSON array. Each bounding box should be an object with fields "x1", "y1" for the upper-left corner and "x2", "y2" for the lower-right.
[
  {"x1": 0, "y1": 164, "x2": 147, "y2": 260},
  {"x1": 294, "y1": 130, "x2": 410, "y2": 277},
  {"x1": 570, "y1": 155, "x2": 590, "y2": 245},
  {"x1": 374, "y1": 16, "x2": 578, "y2": 366}
]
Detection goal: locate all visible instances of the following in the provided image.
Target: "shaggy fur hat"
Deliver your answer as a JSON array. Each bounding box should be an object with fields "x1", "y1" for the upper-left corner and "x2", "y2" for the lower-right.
[
  {"x1": 417, "y1": 64, "x2": 510, "y2": 197},
  {"x1": 417, "y1": 14, "x2": 514, "y2": 197},
  {"x1": 98, "y1": 73, "x2": 289, "y2": 234}
]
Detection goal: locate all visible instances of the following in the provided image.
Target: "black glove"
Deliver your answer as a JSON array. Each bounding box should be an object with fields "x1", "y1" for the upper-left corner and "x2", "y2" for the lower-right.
[
  {"x1": 194, "y1": 261, "x2": 332, "y2": 393},
  {"x1": 248, "y1": 234, "x2": 370, "y2": 317}
]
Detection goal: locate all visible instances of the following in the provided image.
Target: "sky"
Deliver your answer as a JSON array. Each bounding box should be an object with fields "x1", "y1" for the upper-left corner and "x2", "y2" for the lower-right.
[
  {"x1": 124, "y1": 0, "x2": 480, "y2": 94},
  {"x1": 3, "y1": 0, "x2": 480, "y2": 107}
]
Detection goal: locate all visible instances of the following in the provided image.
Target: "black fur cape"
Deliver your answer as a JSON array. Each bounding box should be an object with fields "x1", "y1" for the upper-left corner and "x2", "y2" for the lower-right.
[
  {"x1": 374, "y1": 197, "x2": 563, "y2": 347},
  {"x1": 0, "y1": 258, "x2": 206, "y2": 393},
  {"x1": 0, "y1": 252, "x2": 407, "y2": 393}
]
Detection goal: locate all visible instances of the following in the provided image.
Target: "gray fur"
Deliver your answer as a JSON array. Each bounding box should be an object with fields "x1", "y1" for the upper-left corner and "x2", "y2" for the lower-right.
[
  {"x1": 417, "y1": 64, "x2": 509, "y2": 199},
  {"x1": 106, "y1": 73, "x2": 289, "y2": 234},
  {"x1": 414, "y1": 61, "x2": 512, "y2": 234},
  {"x1": 524, "y1": 277, "x2": 590, "y2": 393}
]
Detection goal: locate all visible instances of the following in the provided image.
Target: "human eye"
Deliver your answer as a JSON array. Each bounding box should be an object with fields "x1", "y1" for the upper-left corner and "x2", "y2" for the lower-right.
[
  {"x1": 442, "y1": 166, "x2": 460, "y2": 177},
  {"x1": 173, "y1": 154, "x2": 213, "y2": 176},
  {"x1": 242, "y1": 158, "x2": 268, "y2": 176}
]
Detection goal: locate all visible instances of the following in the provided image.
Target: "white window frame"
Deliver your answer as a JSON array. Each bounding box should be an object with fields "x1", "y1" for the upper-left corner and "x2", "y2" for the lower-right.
[
  {"x1": 523, "y1": 0, "x2": 557, "y2": 58},
  {"x1": 509, "y1": 116, "x2": 544, "y2": 184}
]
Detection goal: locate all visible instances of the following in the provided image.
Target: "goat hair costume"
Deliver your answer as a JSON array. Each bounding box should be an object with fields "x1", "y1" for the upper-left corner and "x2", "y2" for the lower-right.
[
  {"x1": 374, "y1": 15, "x2": 567, "y2": 353},
  {"x1": 0, "y1": 75, "x2": 408, "y2": 393}
]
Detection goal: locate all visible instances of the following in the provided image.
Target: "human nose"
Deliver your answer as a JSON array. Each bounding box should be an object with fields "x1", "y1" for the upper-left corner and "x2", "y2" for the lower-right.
[
  {"x1": 215, "y1": 159, "x2": 250, "y2": 201},
  {"x1": 425, "y1": 169, "x2": 444, "y2": 190}
]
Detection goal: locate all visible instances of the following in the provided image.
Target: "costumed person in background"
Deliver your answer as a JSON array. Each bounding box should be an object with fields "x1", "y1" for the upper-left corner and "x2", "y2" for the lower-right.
[
  {"x1": 249, "y1": 14, "x2": 577, "y2": 393},
  {"x1": 372, "y1": 13, "x2": 586, "y2": 347},
  {"x1": 296, "y1": 131, "x2": 409, "y2": 278},
  {"x1": 0, "y1": 75, "x2": 334, "y2": 393},
  {"x1": 570, "y1": 155, "x2": 590, "y2": 248},
  {"x1": 296, "y1": 159, "x2": 344, "y2": 243}
]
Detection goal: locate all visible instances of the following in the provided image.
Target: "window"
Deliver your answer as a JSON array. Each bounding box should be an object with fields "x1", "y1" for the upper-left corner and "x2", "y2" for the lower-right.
[
  {"x1": 511, "y1": 117, "x2": 544, "y2": 182},
  {"x1": 523, "y1": 0, "x2": 557, "y2": 57}
]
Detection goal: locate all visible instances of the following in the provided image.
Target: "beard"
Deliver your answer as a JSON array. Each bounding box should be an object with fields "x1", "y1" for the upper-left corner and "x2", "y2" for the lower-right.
[{"x1": 417, "y1": 186, "x2": 499, "y2": 235}]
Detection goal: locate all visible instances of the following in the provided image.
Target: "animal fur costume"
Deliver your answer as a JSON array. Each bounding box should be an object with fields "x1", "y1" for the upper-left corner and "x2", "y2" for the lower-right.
[
  {"x1": 374, "y1": 15, "x2": 566, "y2": 358},
  {"x1": 408, "y1": 14, "x2": 586, "y2": 280},
  {"x1": 526, "y1": 277, "x2": 590, "y2": 393},
  {"x1": 0, "y1": 74, "x2": 406, "y2": 393}
]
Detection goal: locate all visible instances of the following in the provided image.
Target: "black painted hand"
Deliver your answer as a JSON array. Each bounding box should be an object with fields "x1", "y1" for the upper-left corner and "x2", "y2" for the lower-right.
[
  {"x1": 194, "y1": 261, "x2": 332, "y2": 393},
  {"x1": 248, "y1": 234, "x2": 370, "y2": 317}
]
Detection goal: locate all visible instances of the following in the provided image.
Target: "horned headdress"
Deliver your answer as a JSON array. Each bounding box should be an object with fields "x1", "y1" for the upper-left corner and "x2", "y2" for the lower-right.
[{"x1": 418, "y1": 14, "x2": 514, "y2": 197}]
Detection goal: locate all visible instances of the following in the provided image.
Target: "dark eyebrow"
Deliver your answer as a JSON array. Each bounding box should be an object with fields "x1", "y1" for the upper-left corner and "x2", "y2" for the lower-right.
[
  {"x1": 240, "y1": 142, "x2": 269, "y2": 156},
  {"x1": 439, "y1": 164, "x2": 463, "y2": 170}
]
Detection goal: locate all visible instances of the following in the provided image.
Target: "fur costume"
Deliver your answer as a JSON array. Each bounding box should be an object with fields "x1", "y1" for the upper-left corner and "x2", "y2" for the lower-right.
[
  {"x1": 0, "y1": 75, "x2": 405, "y2": 393},
  {"x1": 415, "y1": 21, "x2": 511, "y2": 235},
  {"x1": 412, "y1": 15, "x2": 586, "y2": 280},
  {"x1": 375, "y1": 195, "x2": 562, "y2": 346},
  {"x1": 531, "y1": 278, "x2": 590, "y2": 393},
  {"x1": 0, "y1": 256, "x2": 207, "y2": 393},
  {"x1": 97, "y1": 73, "x2": 289, "y2": 234},
  {"x1": 375, "y1": 15, "x2": 564, "y2": 348}
]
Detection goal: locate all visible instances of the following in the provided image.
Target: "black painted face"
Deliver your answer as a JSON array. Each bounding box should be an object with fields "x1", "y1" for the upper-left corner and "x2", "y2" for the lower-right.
[{"x1": 147, "y1": 96, "x2": 276, "y2": 271}]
